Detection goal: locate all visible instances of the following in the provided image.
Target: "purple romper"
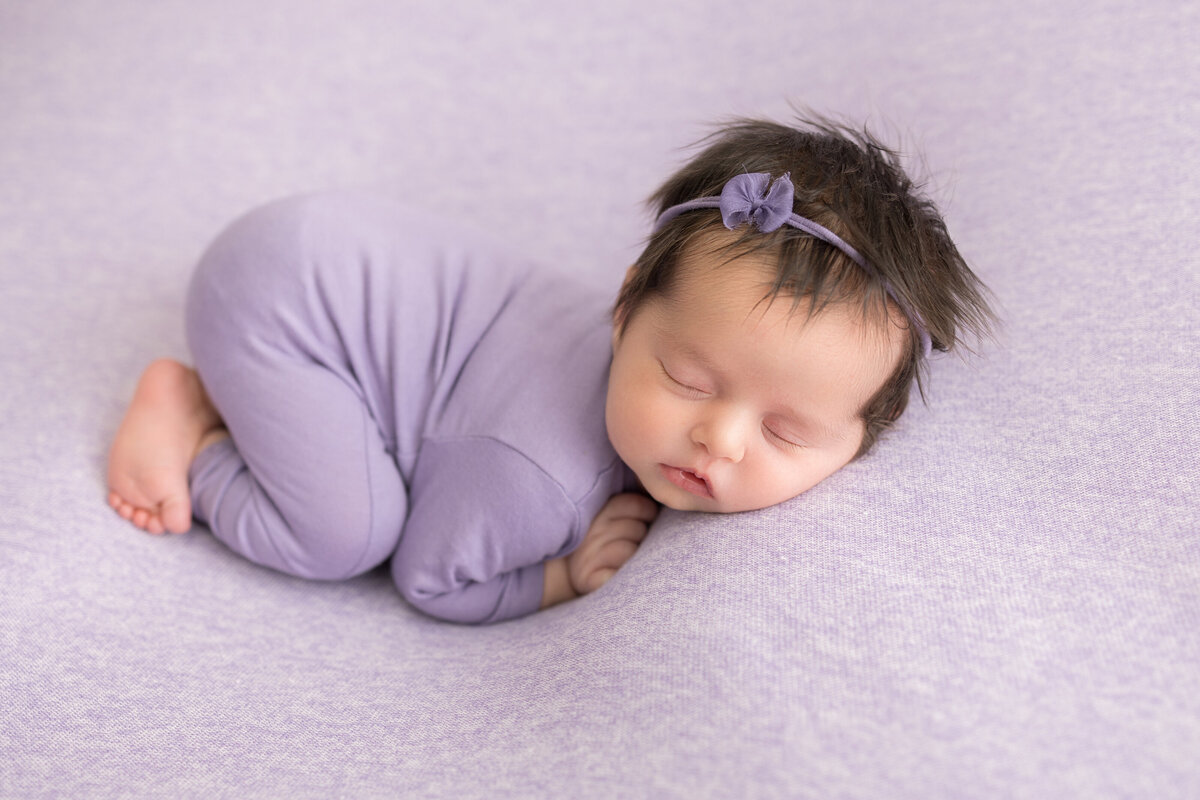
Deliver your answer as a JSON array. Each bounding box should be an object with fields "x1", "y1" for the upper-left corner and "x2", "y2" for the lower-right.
[{"x1": 184, "y1": 191, "x2": 638, "y2": 624}]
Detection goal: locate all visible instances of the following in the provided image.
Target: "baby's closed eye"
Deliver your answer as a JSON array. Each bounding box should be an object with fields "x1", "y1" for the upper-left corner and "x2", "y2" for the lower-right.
[
  {"x1": 763, "y1": 421, "x2": 807, "y2": 450},
  {"x1": 658, "y1": 361, "x2": 711, "y2": 398}
]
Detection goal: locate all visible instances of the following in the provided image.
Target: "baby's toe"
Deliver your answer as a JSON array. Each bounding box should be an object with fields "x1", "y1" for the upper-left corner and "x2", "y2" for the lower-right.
[{"x1": 160, "y1": 495, "x2": 192, "y2": 535}]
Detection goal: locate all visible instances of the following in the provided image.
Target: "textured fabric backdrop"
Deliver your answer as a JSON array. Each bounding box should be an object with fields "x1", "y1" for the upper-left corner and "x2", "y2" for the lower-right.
[{"x1": 2, "y1": 1, "x2": 1197, "y2": 797}]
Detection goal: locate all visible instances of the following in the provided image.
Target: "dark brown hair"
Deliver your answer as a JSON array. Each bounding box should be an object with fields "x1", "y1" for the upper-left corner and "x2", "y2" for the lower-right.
[{"x1": 614, "y1": 115, "x2": 995, "y2": 457}]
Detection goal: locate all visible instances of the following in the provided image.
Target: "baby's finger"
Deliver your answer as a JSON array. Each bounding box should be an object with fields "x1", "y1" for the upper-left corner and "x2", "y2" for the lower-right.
[
  {"x1": 596, "y1": 537, "x2": 640, "y2": 571},
  {"x1": 583, "y1": 567, "x2": 616, "y2": 594},
  {"x1": 612, "y1": 517, "x2": 651, "y2": 545},
  {"x1": 576, "y1": 540, "x2": 640, "y2": 594},
  {"x1": 586, "y1": 517, "x2": 649, "y2": 552},
  {"x1": 604, "y1": 492, "x2": 660, "y2": 523}
]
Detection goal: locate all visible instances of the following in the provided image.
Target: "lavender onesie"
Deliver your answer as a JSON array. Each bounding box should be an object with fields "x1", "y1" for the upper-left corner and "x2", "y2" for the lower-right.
[{"x1": 184, "y1": 191, "x2": 637, "y2": 624}]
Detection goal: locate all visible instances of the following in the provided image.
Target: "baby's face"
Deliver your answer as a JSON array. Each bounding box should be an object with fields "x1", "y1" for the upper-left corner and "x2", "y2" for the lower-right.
[{"x1": 606, "y1": 244, "x2": 905, "y2": 513}]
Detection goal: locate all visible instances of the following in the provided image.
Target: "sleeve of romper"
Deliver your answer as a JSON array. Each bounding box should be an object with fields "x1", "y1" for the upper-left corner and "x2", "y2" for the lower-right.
[{"x1": 392, "y1": 437, "x2": 582, "y2": 624}]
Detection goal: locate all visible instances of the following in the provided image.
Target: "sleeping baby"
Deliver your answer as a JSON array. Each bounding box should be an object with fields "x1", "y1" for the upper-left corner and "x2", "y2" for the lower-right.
[{"x1": 106, "y1": 116, "x2": 994, "y2": 623}]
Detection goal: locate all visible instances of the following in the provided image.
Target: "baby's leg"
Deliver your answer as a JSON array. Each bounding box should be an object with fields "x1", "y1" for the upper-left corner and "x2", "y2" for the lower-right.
[
  {"x1": 178, "y1": 199, "x2": 408, "y2": 580},
  {"x1": 106, "y1": 359, "x2": 227, "y2": 535}
]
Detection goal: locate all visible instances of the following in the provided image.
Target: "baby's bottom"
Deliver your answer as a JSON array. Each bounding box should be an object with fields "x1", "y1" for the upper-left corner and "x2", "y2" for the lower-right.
[{"x1": 182, "y1": 205, "x2": 408, "y2": 581}]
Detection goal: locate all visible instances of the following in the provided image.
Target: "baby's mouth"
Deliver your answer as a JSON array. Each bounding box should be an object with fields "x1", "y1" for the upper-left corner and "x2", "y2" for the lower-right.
[{"x1": 658, "y1": 464, "x2": 713, "y2": 499}]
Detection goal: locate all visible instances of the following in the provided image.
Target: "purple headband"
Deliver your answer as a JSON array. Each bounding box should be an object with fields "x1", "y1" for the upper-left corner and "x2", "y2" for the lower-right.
[{"x1": 653, "y1": 172, "x2": 933, "y2": 358}]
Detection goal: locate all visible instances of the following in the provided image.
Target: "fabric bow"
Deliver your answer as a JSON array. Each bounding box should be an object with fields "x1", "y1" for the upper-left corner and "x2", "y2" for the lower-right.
[{"x1": 719, "y1": 172, "x2": 794, "y2": 232}]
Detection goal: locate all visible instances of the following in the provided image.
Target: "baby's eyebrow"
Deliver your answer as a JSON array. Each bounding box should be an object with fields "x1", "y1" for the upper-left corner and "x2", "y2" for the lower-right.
[
  {"x1": 674, "y1": 342, "x2": 719, "y2": 369},
  {"x1": 656, "y1": 331, "x2": 719, "y2": 370}
]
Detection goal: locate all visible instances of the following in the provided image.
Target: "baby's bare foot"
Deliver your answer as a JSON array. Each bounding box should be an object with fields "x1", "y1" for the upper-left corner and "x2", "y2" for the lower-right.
[{"x1": 106, "y1": 359, "x2": 226, "y2": 535}]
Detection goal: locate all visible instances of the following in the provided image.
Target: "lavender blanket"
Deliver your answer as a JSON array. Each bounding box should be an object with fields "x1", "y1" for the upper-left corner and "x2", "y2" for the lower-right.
[{"x1": 2, "y1": 2, "x2": 1197, "y2": 797}]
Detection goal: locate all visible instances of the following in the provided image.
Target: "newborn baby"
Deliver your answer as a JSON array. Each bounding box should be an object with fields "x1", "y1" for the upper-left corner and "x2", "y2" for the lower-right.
[{"x1": 107, "y1": 116, "x2": 993, "y2": 623}]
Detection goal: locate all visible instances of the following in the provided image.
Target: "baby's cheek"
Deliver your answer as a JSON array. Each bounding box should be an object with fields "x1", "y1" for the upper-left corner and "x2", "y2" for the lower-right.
[
  {"x1": 615, "y1": 393, "x2": 664, "y2": 461},
  {"x1": 632, "y1": 394, "x2": 667, "y2": 435},
  {"x1": 605, "y1": 392, "x2": 644, "y2": 461}
]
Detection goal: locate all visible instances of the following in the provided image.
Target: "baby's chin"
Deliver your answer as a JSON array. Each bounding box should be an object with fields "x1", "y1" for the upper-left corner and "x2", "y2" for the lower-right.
[
  {"x1": 639, "y1": 482, "x2": 732, "y2": 514},
  {"x1": 635, "y1": 481, "x2": 707, "y2": 513}
]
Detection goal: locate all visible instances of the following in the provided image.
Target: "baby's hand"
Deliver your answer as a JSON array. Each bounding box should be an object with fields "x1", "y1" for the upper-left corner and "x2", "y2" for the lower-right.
[{"x1": 567, "y1": 493, "x2": 659, "y2": 595}]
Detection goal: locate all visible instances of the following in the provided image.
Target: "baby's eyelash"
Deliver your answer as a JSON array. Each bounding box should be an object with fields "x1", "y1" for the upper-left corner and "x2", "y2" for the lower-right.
[
  {"x1": 764, "y1": 424, "x2": 806, "y2": 450},
  {"x1": 658, "y1": 362, "x2": 706, "y2": 396}
]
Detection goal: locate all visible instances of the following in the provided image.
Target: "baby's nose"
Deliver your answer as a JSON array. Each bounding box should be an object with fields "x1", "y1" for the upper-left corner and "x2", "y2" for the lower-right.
[{"x1": 691, "y1": 409, "x2": 748, "y2": 463}]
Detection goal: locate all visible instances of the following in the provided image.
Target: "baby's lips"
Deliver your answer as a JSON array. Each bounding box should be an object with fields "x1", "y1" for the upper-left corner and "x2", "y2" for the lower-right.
[{"x1": 659, "y1": 463, "x2": 714, "y2": 499}]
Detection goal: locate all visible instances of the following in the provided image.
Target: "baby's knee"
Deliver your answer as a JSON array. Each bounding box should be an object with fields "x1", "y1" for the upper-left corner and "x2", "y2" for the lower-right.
[
  {"x1": 282, "y1": 504, "x2": 403, "y2": 581},
  {"x1": 308, "y1": 465, "x2": 408, "y2": 580}
]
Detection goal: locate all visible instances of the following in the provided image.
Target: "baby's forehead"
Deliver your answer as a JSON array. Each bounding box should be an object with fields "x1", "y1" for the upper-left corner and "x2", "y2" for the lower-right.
[
  {"x1": 650, "y1": 268, "x2": 902, "y2": 414},
  {"x1": 662, "y1": 246, "x2": 908, "y2": 377}
]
